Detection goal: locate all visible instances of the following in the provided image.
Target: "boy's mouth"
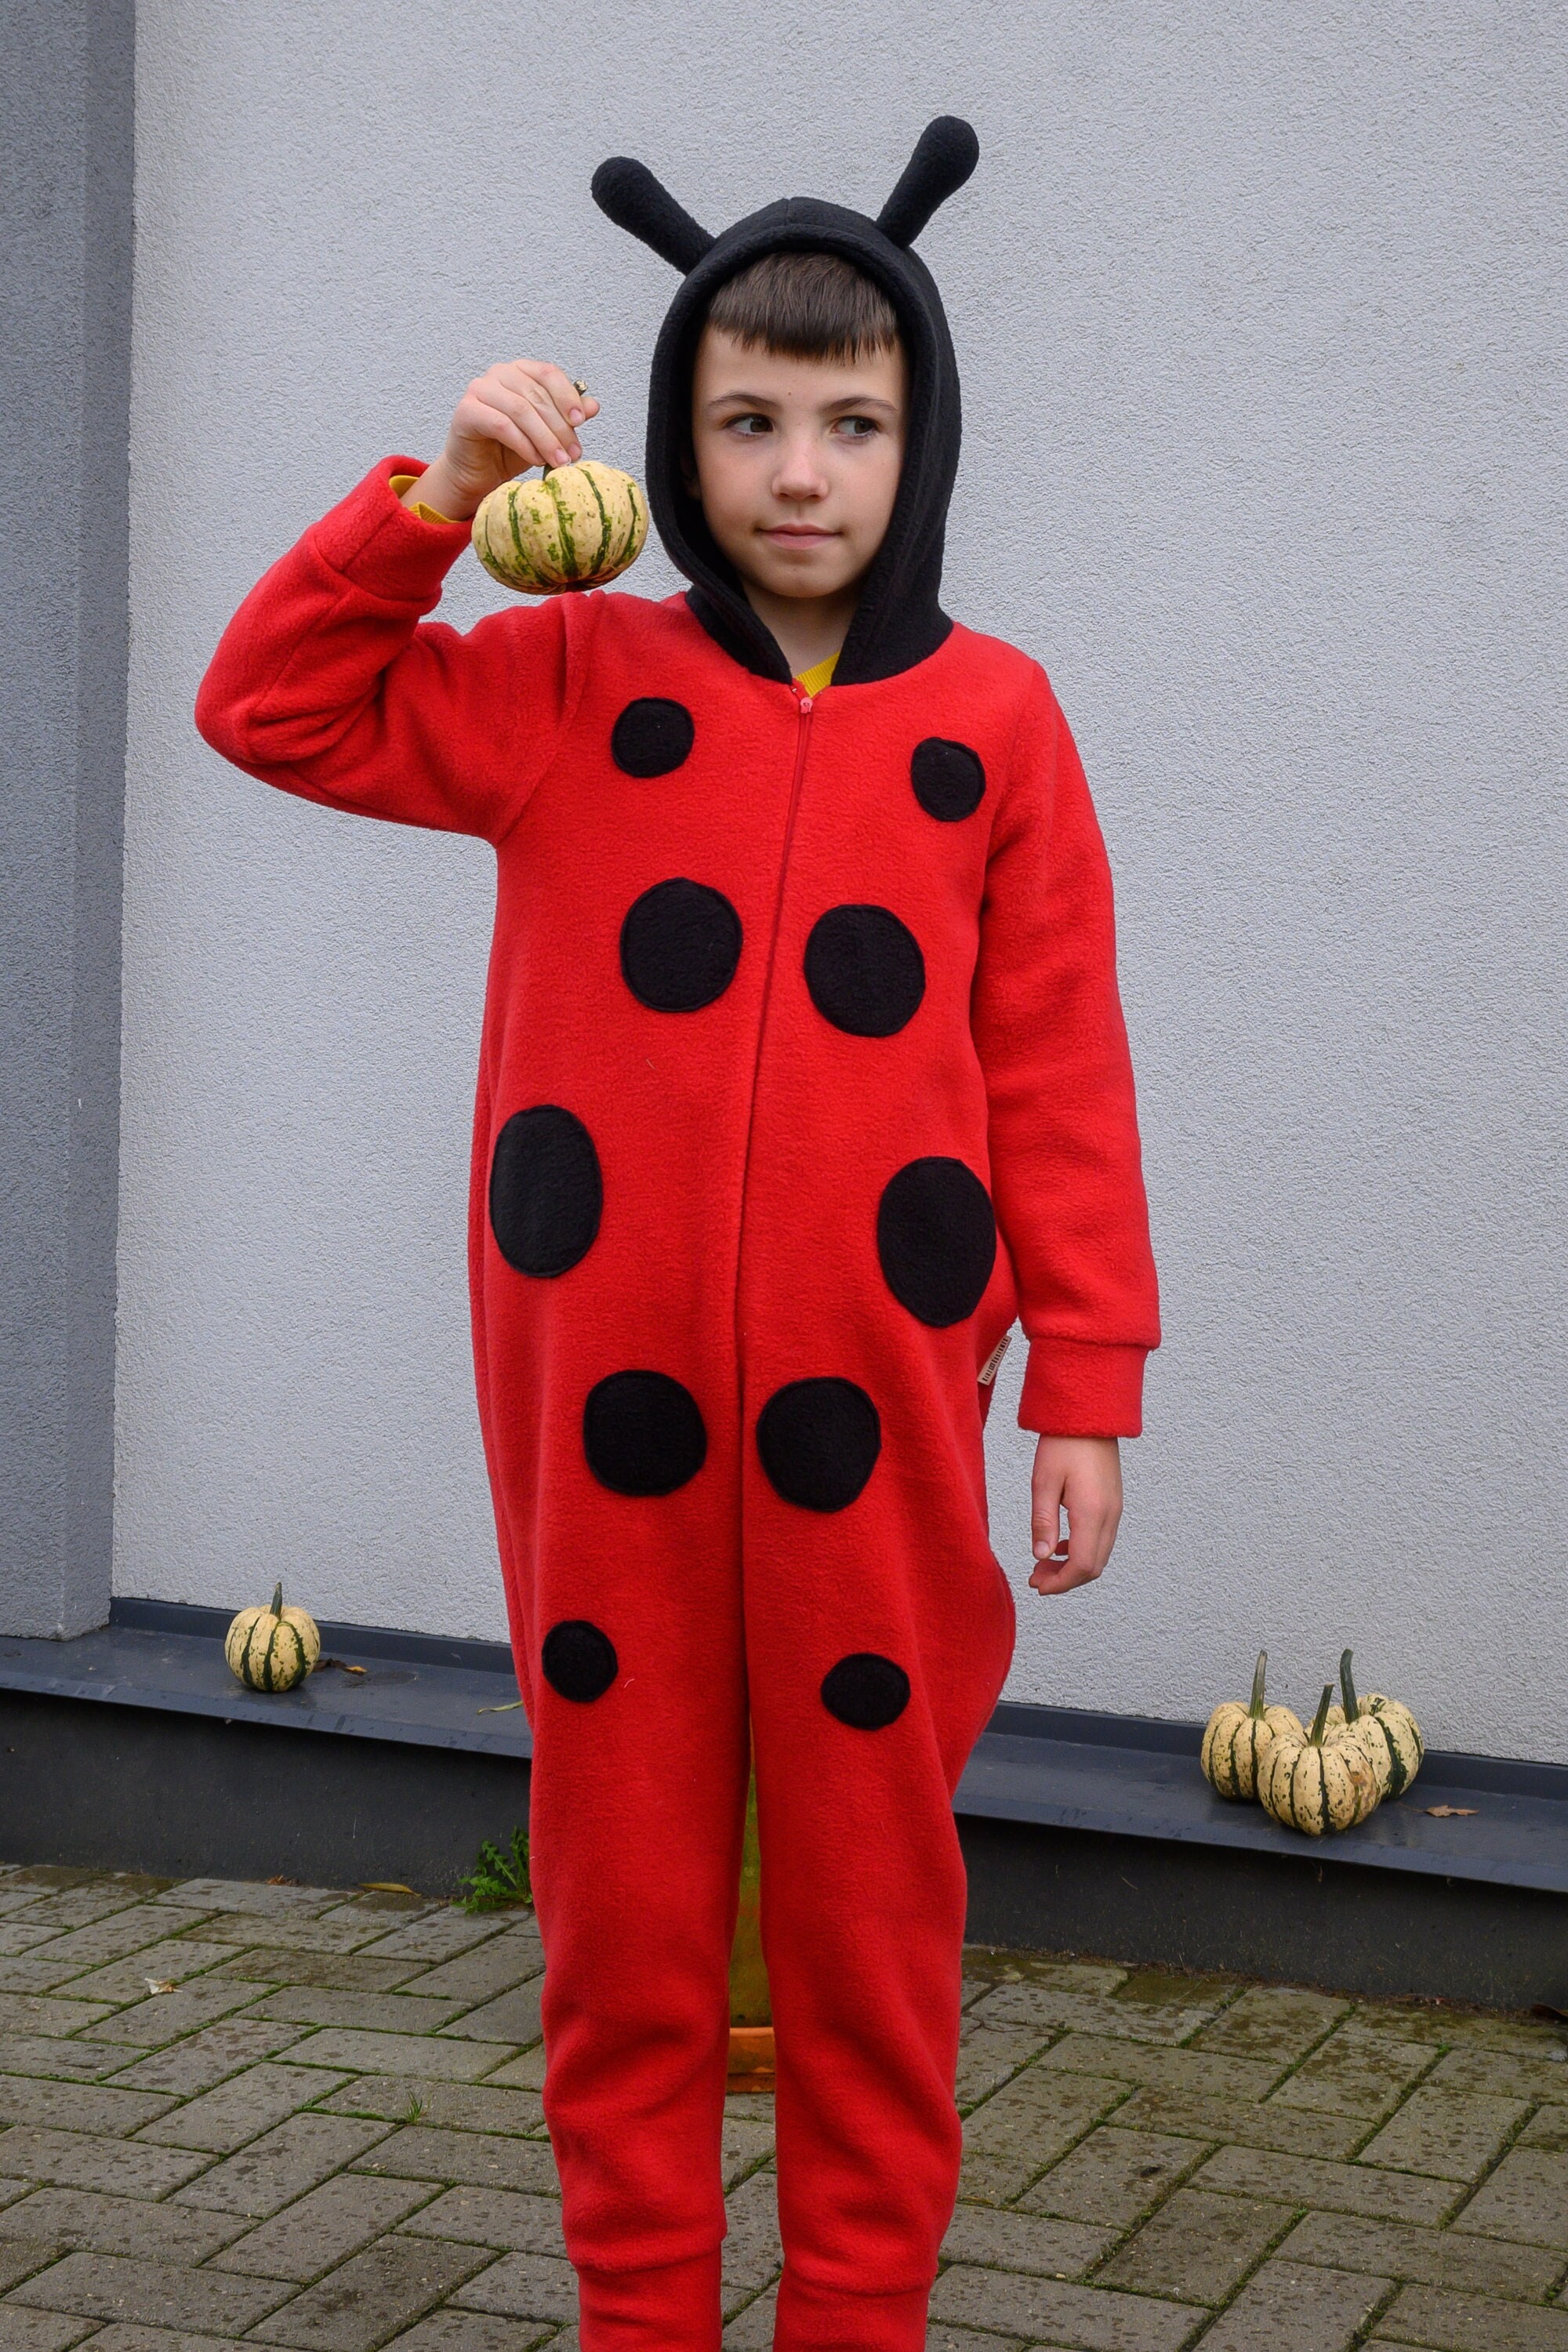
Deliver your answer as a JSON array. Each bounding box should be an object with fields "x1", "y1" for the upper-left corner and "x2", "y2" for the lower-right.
[{"x1": 761, "y1": 524, "x2": 837, "y2": 544}]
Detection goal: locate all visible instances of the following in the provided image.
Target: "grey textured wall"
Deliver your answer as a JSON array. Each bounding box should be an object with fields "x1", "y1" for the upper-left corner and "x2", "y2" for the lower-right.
[
  {"x1": 121, "y1": 2, "x2": 1566, "y2": 1759},
  {"x1": 0, "y1": 1, "x2": 132, "y2": 1637}
]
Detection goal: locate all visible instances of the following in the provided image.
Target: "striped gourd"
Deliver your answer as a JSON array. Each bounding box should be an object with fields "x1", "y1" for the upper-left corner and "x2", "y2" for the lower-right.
[
  {"x1": 472, "y1": 459, "x2": 648, "y2": 595},
  {"x1": 224, "y1": 1583, "x2": 320, "y2": 1693},
  {"x1": 1259, "y1": 1682, "x2": 1381, "y2": 1835},
  {"x1": 1200, "y1": 1651, "x2": 1304, "y2": 1802},
  {"x1": 1327, "y1": 1650, "x2": 1425, "y2": 1798}
]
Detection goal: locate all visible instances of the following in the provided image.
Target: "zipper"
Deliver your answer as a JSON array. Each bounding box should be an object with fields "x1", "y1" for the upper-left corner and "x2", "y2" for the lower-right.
[{"x1": 733, "y1": 687, "x2": 815, "y2": 1377}]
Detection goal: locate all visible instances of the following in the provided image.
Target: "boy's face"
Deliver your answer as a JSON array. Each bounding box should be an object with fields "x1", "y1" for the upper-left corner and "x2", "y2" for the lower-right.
[{"x1": 687, "y1": 325, "x2": 907, "y2": 604}]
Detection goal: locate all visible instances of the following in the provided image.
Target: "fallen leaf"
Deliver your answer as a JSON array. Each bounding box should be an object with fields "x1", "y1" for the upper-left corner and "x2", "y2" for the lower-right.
[
  {"x1": 266, "y1": 1875, "x2": 299, "y2": 1886},
  {"x1": 360, "y1": 1882, "x2": 415, "y2": 1895},
  {"x1": 477, "y1": 1699, "x2": 525, "y2": 1715},
  {"x1": 144, "y1": 1977, "x2": 176, "y2": 1994},
  {"x1": 1530, "y1": 2003, "x2": 1568, "y2": 2025},
  {"x1": 1425, "y1": 1805, "x2": 1478, "y2": 1817},
  {"x1": 315, "y1": 1657, "x2": 367, "y2": 1675}
]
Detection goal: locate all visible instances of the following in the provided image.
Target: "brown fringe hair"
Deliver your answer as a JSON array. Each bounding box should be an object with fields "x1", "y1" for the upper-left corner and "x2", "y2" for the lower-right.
[{"x1": 705, "y1": 251, "x2": 900, "y2": 362}]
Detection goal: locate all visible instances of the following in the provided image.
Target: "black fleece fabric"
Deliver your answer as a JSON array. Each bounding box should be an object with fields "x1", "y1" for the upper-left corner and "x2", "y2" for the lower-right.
[{"x1": 592, "y1": 118, "x2": 978, "y2": 685}]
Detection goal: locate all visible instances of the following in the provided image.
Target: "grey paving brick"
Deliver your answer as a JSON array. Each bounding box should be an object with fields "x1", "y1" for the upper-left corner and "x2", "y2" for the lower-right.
[
  {"x1": 354, "y1": 2128, "x2": 559, "y2": 2197},
  {"x1": 78, "y1": 1981, "x2": 263, "y2": 2048},
  {"x1": 9, "y1": 2249, "x2": 292, "y2": 2331},
  {"x1": 1450, "y1": 2148, "x2": 1568, "y2": 2249},
  {"x1": 0, "y1": 2037, "x2": 135, "y2": 2083},
  {"x1": 3, "y1": 1884, "x2": 161, "y2": 1932},
  {"x1": 1371, "y1": 2281, "x2": 1568, "y2": 2347},
  {"x1": 0, "y1": 1922, "x2": 71, "y2": 1958},
  {"x1": 138, "y1": 2061, "x2": 347, "y2": 2152},
  {"x1": 1194, "y1": 2256, "x2": 1392, "y2": 2350},
  {"x1": 380, "y1": 2314, "x2": 556, "y2": 2352},
  {"x1": 1427, "y1": 2048, "x2": 1568, "y2": 2103},
  {"x1": 285, "y1": 2034, "x2": 518, "y2": 2082},
  {"x1": 209, "y1": 2172, "x2": 434, "y2": 2280},
  {"x1": 317, "y1": 2077, "x2": 546, "y2": 2139},
  {"x1": 0, "y1": 2310, "x2": 101, "y2": 2348},
  {"x1": 11, "y1": 1911, "x2": 217, "y2": 1987},
  {"x1": 1039, "y1": 2034, "x2": 1283, "y2": 2103},
  {"x1": 965, "y1": 1980, "x2": 1222, "y2": 2047},
  {"x1": 924, "y1": 2328, "x2": 1023, "y2": 2352},
  {"x1": 960, "y1": 2065, "x2": 1123, "y2": 2204},
  {"x1": 1192, "y1": 1987, "x2": 1352, "y2": 2066},
  {"x1": 928, "y1": 2263, "x2": 1196, "y2": 2350},
  {"x1": 450, "y1": 2252, "x2": 577, "y2": 2325},
  {"x1": 720, "y1": 2119, "x2": 773, "y2": 2189},
  {"x1": 1019, "y1": 2125, "x2": 1208, "y2": 2227},
  {"x1": 1279, "y1": 2209, "x2": 1563, "y2": 2298},
  {"x1": 954, "y1": 2024, "x2": 1054, "y2": 2112},
  {"x1": 964, "y1": 1957, "x2": 1127, "y2": 2002},
  {"x1": 1355, "y1": 2005, "x2": 1568, "y2": 2056},
  {"x1": 1357, "y1": 2087, "x2": 1529, "y2": 2180},
  {"x1": 250, "y1": 2235, "x2": 491, "y2": 2348},
  {"x1": 938, "y1": 2201, "x2": 1114, "y2": 2278},
  {"x1": 355, "y1": 1916, "x2": 512, "y2": 1968},
  {"x1": 477, "y1": 2053, "x2": 545, "y2": 2093},
  {"x1": 437, "y1": 1987, "x2": 543, "y2": 2049},
  {"x1": 1271, "y1": 2025, "x2": 1438, "y2": 2122},
  {"x1": 49, "y1": 1941, "x2": 238, "y2": 2005},
  {"x1": 401, "y1": 2187, "x2": 567, "y2": 2256},
  {"x1": 246, "y1": 1989, "x2": 470, "y2": 2035},
  {"x1": 0, "y1": 2080, "x2": 176, "y2": 2137},
  {"x1": 396, "y1": 1937, "x2": 543, "y2": 2010},
  {"x1": 1097, "y1": 2184, "x2": 1294, "y2": 2303},
  {"x1": 1109, "y1": 2085, "x2": 1366, "y2": 2158},
  {"x1": 198, "y1": 1913, "x2": 386, "y2": 1955},
  {"x1": 153, "y1": 1882, "x2": 342, "y2": 1918},
  {"x1": 1519, "y1": 2106, "x2": 1568, "y2": 2153},
  {"x1": 42, "y1": 2332, "x2": 243, "y2": 2352},
  {"x1": 1194, "y1": 2144, "x2": 1461, "y2": 2223},
  {"x1": 105, "y1": 2021, "x2": 307, "y2": 2096},
  {"x1": 721, "y1": 2281, "x2": 776, "y2": 2348},
  {"x1": 0, "y1": 2186, "x2": 241, "y2": 2260},
  {"x1": 0, "y1": 2126, "x2": 211, "y2": 2198},
  {"x1": 0, "y1": 2242, "x2": 71, "y2": 2291},
  {"x1": 718, "y1": 2167, "x2": 781, "y2": 2313},
  {"x1": 172, "y1": 2114, "x2": 390, "y2": 2217},
  {"x1": 0, "y1": 2001, "x2": 114, "y2": 2040},
  {"x1": 212, "y1": 1950, "x2": 427, "y2": 1993}
]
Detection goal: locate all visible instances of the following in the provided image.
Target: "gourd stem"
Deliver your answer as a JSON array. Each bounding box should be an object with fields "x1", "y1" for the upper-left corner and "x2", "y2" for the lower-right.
[
  {"x1": 1248, "y1": 1650, "x2": 1268, "y2": 1719},
  {"x1": 1340, "y1": 1648, "x2": 1360, "y2": 1722},
  {"x1": 1308, "y1": 1682, "x2": 1335, "y2": 1745},
  {"x1": 270, "y1": 1583, "x2": 283, "y2": 1618}
]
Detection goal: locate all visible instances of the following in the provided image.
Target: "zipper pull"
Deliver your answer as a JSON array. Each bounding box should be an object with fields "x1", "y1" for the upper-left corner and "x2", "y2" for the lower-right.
[{"x1": 798, "y1": 695, "x2": 814, "y2": 715}]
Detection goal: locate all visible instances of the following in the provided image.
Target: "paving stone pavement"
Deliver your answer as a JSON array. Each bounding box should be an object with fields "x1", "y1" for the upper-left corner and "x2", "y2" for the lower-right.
[{"x1": 0, "y1": 1866, "x2": 1559, "y2": 2350}]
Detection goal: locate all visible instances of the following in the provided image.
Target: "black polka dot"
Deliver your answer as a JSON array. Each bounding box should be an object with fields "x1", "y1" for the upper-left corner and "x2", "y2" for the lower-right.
[
  {"x1": 877, "y1": 1157, "x2": 996, "y2": 1326},
  {"x1": 804, "y1": 905, "x2": 926, "y2": 1038},
  {"x1": 488, "y1": 1105, "x2": 603, "y2": 1276},
  {"x1": 584, "y1": 1370, "x2": 707, "y2": 1496},
  {"x1": 911, "y1": 737, "x2": 985, "y2": 822},
  {"x1": 542, "y1": 1619, "x2": 619, "y2": 1703},
  {"x1": 620, "y1": 880, "x2": 742, "y2": 1011},
  {"x1": 756, "y1": 1377, "x2": 880, "y2": 1512},
  {"x1": 822, "y1": 1652, "x2": 911, "y2": 1730},
  {"x1": 612, "y1": 699, "x2": 695, "y2": 777}
]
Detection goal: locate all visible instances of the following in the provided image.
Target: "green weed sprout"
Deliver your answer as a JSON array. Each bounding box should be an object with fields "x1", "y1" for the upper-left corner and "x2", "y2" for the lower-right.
[{"x1": 457, "y1": 1827, "x2": 532, "y2": 1914}]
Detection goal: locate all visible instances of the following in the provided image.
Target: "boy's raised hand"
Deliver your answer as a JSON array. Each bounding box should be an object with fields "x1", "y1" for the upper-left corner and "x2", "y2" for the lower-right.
[
  {"x1": 402, "y1": 361, "x2": 602, "y2": 523},
  {"x1": 1029, "y1": 1435, "x2": 1123, "y2": 1595}
]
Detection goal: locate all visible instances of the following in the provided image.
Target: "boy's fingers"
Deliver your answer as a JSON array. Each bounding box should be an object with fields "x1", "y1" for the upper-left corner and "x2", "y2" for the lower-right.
[
  {"x1": 495, "y1": 364, "x2": 585, "y2": 462},
  {"x1": 470, "y1": 384, "x2": 575, "y2": 470},
  {"x1": 518, "y1": 359, "x2": 597, "y2": 428}
]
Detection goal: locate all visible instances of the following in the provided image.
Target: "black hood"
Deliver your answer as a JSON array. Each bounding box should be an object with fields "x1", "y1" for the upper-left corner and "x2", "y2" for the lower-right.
[{"x1": 590, "y1": 118, "x2": 978, "y2": 687}]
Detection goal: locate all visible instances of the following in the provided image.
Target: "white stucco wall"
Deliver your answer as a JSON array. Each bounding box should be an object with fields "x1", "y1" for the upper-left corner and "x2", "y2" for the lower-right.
[{"x1": 120, "y1": 1, "x2": 1566, "y2": 1761}]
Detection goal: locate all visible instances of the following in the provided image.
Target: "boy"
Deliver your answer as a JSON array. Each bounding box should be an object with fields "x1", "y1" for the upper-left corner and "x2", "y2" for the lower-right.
[{"x1": 197, "y1": 118, "x2": 1158, "y2": 2352}]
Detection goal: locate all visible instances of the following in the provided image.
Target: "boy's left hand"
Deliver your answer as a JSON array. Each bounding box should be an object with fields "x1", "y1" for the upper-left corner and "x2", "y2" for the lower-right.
[{"x1": 1029, "y1": 1436, "x2": 1123, "y2": 1595}]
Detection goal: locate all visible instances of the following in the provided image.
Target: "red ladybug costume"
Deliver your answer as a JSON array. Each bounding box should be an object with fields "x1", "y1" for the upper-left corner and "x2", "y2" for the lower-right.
[{"x1": 198, "y1": 118, "x2": 1158, "y2": 2352}]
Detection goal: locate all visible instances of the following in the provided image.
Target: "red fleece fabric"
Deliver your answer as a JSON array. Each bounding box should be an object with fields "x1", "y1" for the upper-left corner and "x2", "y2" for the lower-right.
[{"x1": 196, "y1": 459, "x2": 1160, "y2": 2345}]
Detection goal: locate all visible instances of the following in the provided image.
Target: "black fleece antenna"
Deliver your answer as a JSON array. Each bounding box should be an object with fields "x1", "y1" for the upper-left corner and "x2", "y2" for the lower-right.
[
  {"x1": 590, "y1": 157, "x2": 715, "y2": 273},
  {"x1": 876, "y1": 116, "x2": 979, "y2": 247}
]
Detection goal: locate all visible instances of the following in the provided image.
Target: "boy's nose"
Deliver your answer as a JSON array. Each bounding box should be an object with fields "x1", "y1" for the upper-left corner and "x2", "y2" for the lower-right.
[{"x1": 771, "y1": 439, "x2": 829, "y2": 501}]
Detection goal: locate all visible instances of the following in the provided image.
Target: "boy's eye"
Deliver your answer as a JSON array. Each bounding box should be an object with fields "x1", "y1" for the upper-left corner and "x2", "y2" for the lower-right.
[
  {"x1": 725, "y1": 413, "x2": 772, "y2": 436},
  {"x1": 834, "y1": 416, "x2": 879, "y2": 440}
]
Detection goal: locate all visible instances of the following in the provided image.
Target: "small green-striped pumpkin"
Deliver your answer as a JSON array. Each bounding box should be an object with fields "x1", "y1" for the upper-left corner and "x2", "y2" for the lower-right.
[
  {"x1": 472, "y1": 459, "x2": 648, "y2": 595},
  {"x1": 1326, "y1": 1650, "x2": 1425, "y2": 1798},
  {"x1": 1259, "y1": 1682, "x2": 1381, "y2": 1835},
  {"x1": 1200, "y1": 1650, "x2": 1304, "y2": 1802},
  {"x1": 225, "y1": 1583, "x2": 320, "y2": 1693}
]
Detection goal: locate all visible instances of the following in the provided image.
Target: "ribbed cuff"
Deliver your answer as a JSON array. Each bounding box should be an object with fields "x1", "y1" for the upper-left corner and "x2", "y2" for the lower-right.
[
  {"x1": 1018, "y1": 1337, "x2": 1149, "y2": 1436},
  {"x1": 774, "y1": 2269, "x2": 933, "y2": 2352},
  {"x1": 575, "y1": 2247, "x2": 722, "y2": 2352},
  {"x1": 310, "y1": 456, "x2": 474, "y2": 604}
]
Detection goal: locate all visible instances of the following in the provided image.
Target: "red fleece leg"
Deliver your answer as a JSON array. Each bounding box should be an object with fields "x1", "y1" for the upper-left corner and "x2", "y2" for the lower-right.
[
  {"x1": 772, "y1": 2267, "x2": 932, "y2": 2352},
  {"x1": 575, "y1": 2246, "x2": 724, "y2": 2352}
]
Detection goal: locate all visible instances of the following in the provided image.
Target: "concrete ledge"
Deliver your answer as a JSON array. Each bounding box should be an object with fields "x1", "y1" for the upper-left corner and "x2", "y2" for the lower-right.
[{"x1": 0, "y1": 1601, "x2": 1561, "y2": 2006}]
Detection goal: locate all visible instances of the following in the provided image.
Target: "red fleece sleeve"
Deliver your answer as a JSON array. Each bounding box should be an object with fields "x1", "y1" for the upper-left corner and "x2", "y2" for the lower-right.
[
  {"x1": 971, "y1": 670, "x2": 1161, "y2": 1436},
  {"x1": 194, "y1": 458, "x2": 578, "y2": 844}
]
